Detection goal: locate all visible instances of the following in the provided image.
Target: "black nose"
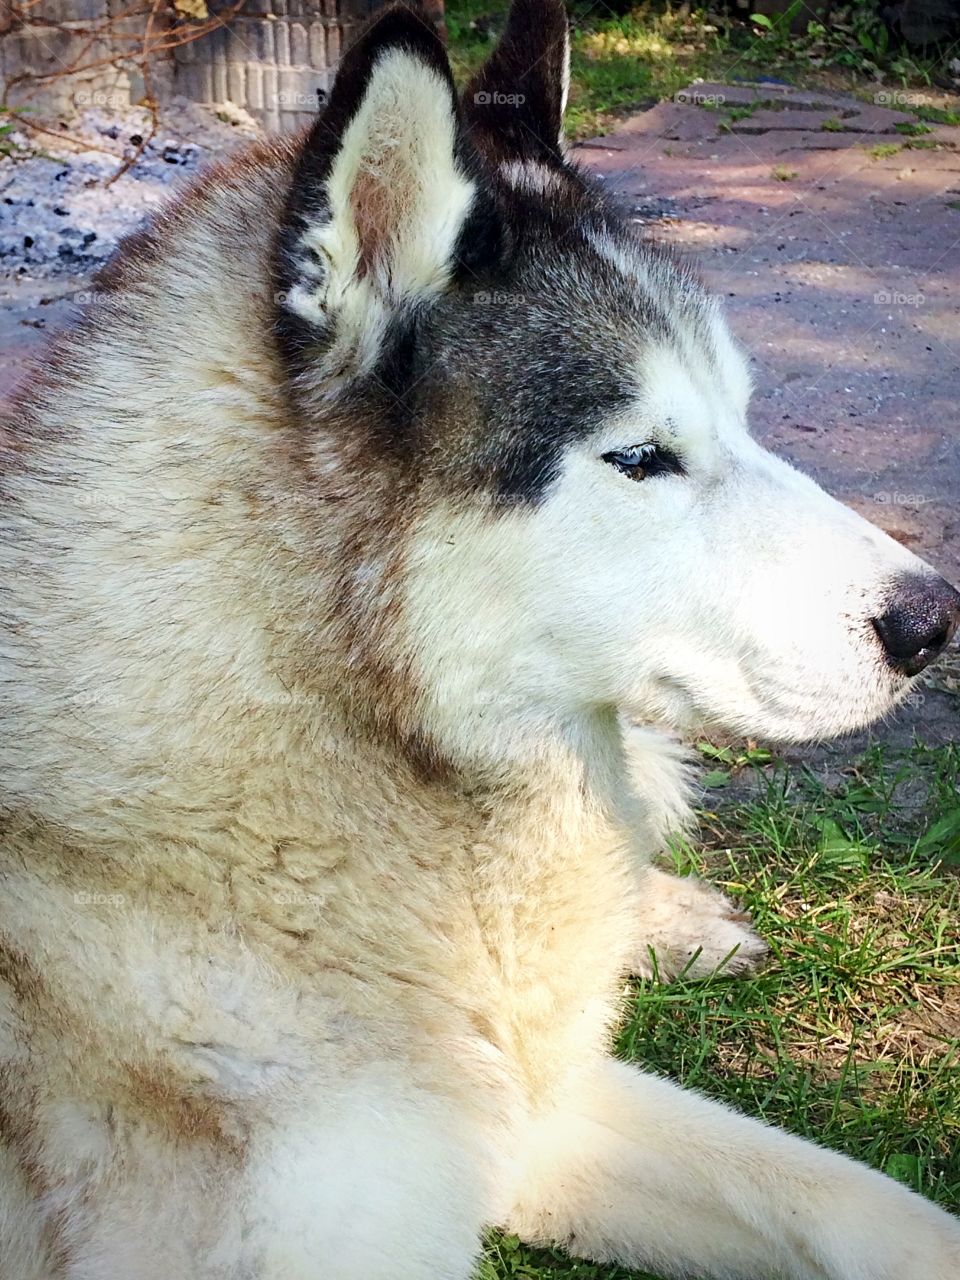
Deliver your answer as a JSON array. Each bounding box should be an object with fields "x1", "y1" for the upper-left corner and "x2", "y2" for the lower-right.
[{"x1": 872, "y1": 575, "x2": 960, "y2": 677}]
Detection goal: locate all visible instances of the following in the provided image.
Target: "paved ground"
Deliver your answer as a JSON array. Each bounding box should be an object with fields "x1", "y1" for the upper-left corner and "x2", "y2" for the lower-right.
[
  {"x1": 0, "y1": 275, "x2": 79, "y2": 402},
  {"x1": 2, "y1": 82, "x2": 958, "y2": 760}
]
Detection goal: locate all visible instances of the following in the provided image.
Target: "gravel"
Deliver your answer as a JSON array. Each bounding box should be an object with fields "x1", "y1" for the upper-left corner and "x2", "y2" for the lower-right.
[{"x1": 0, "y1": 100, "x2": 261, "y2": 280}]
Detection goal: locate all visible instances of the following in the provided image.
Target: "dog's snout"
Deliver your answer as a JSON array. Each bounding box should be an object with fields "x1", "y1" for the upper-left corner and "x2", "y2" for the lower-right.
[{"x1": 871, "y1": 575, "x2": 960, "y2": 677}]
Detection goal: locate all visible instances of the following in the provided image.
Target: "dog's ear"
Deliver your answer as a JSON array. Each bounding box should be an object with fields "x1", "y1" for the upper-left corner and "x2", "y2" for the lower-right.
[
  {"x1": 276, "y1": 5, "x2": 487, "y2": 378},
  {"x1": 462, "y1": 0, "x2": 570, "y2": 167}
]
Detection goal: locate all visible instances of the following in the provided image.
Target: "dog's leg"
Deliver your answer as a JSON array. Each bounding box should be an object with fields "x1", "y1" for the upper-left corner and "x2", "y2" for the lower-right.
[
  {"x1": 629, "y1": 865, "x2": 767, "y2": 979},
  {"x1": 509, "y1": 1057, "x2": 960, "y2": 1280},
  {"x1": 240, "y1": 1070, "x2": 503, "y2": 1280},
  {"x1": 620, "y1": 729, "x2": 764, "y2": 979}
]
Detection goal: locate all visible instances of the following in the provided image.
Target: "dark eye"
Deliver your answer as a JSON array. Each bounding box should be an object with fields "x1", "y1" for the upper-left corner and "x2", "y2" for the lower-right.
[{"x1": 602, "y1": 442, "x2": 683, "y2": 481}]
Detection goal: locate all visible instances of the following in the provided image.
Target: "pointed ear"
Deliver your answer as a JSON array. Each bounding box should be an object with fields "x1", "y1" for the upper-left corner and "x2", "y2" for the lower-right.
[
  {"x1": 275, "y1": 5, "x2": 487, "y2": 378},
  {"x1": 463, "y1": 0, "x2": 570, "y2": 167}
]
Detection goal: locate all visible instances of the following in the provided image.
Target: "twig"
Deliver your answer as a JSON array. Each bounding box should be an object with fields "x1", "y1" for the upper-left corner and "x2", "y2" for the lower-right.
[
  {"x1": 7, "y1": 112, "x2": 124, "y2": 158},
  {"x1": 104, "y1": 0, "x2": 163, "y2": 186}
]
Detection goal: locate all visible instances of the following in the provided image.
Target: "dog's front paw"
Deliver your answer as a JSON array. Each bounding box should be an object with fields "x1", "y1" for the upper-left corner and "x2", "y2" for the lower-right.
[{"x1": 629, "y1": 869, "x2": 768, "y2": 981}]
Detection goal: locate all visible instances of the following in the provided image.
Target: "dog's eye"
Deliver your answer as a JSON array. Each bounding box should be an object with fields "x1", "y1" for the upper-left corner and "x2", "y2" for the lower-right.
[{"x1": 602, "y1": 443, "x2": 683, "y2": 481}]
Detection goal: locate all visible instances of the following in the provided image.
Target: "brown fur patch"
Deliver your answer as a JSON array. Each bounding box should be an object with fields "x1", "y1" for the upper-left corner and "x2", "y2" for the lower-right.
[
  {"x1": 122, "y1": 1062, "x2": 247, "y2": 1163},
  {"x1": 0, "y1": 938, "x2": 47, "y2": 1011},
  {"x1": 0, "y1": 1089, "x2": 75, "y2": 1271},
  {"x1": 0, "y1": 1091, "x2": 48, "y2": 1199}
]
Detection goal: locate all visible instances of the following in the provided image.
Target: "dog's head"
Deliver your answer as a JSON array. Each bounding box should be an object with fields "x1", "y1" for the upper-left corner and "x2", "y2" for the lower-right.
[{"x1": 273, "y1": 0, "x2": 959, "y2": 761}]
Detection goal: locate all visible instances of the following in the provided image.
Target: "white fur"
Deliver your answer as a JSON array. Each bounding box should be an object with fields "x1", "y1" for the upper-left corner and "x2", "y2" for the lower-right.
[
  {"x1": 499, "y1": 158, "x2": 567, "y2": 193},
  {"x1": 510, "y1": 1059, "x2": 960, "y2": 1280},
  {"x1": 401, "y1": 340, "x2": 927, "y2": 766},
  {"x1": 241, "y1": 1071, "x2": 507, "y2": 1279}
]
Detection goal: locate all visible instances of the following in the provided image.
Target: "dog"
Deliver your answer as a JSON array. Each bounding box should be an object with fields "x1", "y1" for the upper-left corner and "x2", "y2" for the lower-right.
[{"x1": 1, "y1": 1, "x2": 959, "y2": 1276}]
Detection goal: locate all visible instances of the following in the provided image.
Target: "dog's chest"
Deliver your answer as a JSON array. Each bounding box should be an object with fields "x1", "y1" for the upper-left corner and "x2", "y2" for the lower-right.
[{"x1": 453, "y1": 835, "x2": 640, "y2": 1069}]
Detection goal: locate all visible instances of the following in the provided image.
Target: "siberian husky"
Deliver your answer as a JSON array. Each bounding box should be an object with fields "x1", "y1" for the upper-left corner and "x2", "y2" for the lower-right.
[{"x1": 1, "y1": 1, "x2": 958, "y2": 1276}]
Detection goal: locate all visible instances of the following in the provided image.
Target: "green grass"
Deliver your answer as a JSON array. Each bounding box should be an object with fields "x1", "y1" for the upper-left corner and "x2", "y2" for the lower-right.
[
  {"x1": 914, "y1": 105, "x2": 960, "y2": 127},
  {"x1": 867, "y1": 141, "x2": 901, "y2": 159},
  {"x1": 483, "y1": 739, "x2": 960, "y2": 1279}
]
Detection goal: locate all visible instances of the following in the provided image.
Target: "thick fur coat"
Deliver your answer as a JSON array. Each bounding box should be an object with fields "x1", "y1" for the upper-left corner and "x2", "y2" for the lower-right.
[{"x1": 1, "y1": 2, "x2": 958, "y2": 1276}]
